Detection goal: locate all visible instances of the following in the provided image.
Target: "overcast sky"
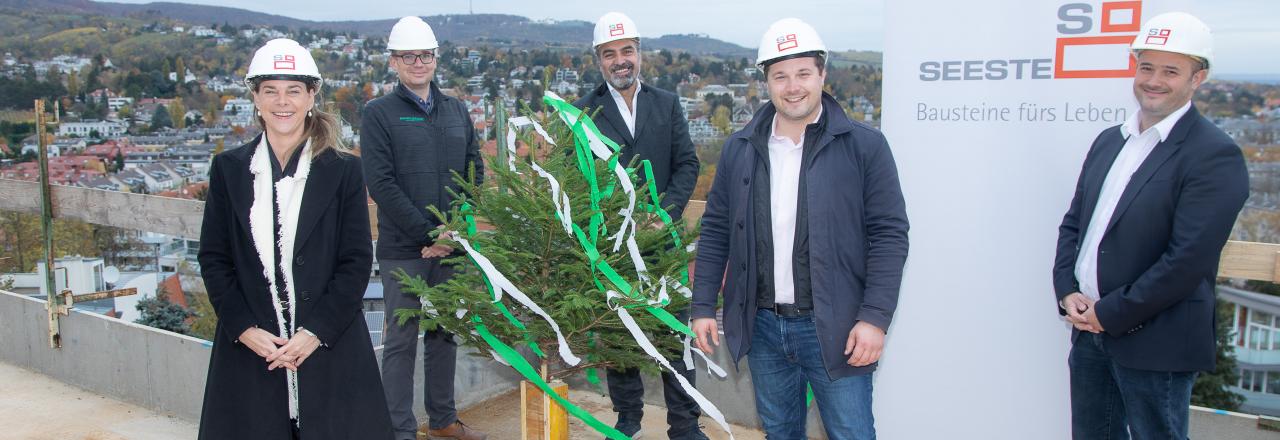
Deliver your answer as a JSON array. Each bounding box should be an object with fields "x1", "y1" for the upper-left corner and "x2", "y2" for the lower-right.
[{"x1": 106, "y1": 0, "x2": 1278, "y2": 74}]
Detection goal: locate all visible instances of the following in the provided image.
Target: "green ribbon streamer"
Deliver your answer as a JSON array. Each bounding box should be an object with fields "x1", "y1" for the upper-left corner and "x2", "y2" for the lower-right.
[
  {"x1": 455, "y1": 95, "x2": 699, "y2": 438},
  {"x1": 542, "y1": 93, "x2": 694, "y2": 338},
  {"x1": 641, "y1": 160, "x2": 692, "y2": 287},
  {"x1": 585, "y1": 331, "x2": 603, "y2": 394},
  {"x1": 475, "y1": 320, "x2": 628, "y2": 440},
  {"x1": 462, "y1": 202, "x2": 545, "y2": 358}
]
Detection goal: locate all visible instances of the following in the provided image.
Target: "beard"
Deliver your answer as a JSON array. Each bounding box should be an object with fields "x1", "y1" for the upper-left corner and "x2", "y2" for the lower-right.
[{"x1": 605, "y1": 61, "x2": 638, "y2": 90}]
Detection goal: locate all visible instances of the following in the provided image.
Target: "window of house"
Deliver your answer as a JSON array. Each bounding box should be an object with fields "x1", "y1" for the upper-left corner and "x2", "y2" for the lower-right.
[
  {"x1": 1245, "y1": 309, "x2": 1280, "y2": 352},
  {"x1": 1268, "y1": 372, "x2": 1280, "y2": 396}
]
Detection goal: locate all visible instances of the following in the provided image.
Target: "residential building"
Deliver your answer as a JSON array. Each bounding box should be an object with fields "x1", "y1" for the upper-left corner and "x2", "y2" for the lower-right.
[
  {"x1": 58, "y1": 120, "x2": 127, "y2": 138},
  {"x1": 1220, "y1": 285, "x2": 1280, "y2": 417},
  {"x1": 696, "y1": 84, "x2": 733, "y2": 100}
]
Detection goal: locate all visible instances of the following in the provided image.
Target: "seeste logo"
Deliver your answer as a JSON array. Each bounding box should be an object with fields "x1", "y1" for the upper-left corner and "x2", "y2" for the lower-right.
[
  {"x1": 920, "y1": 1, "x2": 1142, "y2": 81},
  {"x1": 273, "y1": 54, "x2": 296, "y2": 71}
]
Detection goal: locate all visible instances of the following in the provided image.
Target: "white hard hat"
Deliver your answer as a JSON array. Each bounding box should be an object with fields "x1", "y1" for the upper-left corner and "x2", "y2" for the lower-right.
[
  {"x1": 1131, "y1": 11, "x2": 1213, "y2": 69},
  {"x1": 593, "y1": 12, "x2": 639, "y2": 48},
  {"x1": 756, "y1": 18, "x2": 827, "y2": 70},
  {"x1": 388, "y1": 16, "x2": 438, "y2": 51},
  {"x1": 245, "y1": 38, "x2": 321, "y2": 87}
]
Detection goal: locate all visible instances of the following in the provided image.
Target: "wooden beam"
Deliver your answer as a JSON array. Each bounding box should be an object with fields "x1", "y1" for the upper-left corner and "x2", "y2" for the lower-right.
[
  {"x1": 1218, "y1": 240, "x2": 1280, "y2": 283},
  {"x1": 0, "y1": 179, "x2": 383, "y2": 241},
  {"x1": 0, "y1": 178, "x2": 204, "y2": 239}
]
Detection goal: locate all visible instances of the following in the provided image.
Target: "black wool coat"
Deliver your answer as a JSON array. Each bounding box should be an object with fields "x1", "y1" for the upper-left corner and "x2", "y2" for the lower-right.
[{"x1": 197, "y1": 137, "x2": 393, "y2": 440}]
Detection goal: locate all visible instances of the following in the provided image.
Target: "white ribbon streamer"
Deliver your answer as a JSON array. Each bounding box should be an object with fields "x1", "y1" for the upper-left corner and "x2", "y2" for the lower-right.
[
  {"x1": 531, "y1": 161, "x2": 574, "y2": 235},
  {"x1": 498, "y1": 98, "x2": 733, "y2": 435},
  {"x1": 616, "y1": 305, "x2": 736, "y2": 439},
  {"x1": 456, "y1": 236, "x2": 581, "y2": 366}
]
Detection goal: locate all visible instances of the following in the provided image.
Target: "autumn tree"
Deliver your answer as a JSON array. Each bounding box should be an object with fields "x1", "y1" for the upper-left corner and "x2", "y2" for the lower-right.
[
  {"x1": 170, "y1": 97, "x2": 186, "y2": 129},
  {"x1": 0, "y1": 212, "x2": 101, "y2": 273},
  {"x1": 174, "y1": 56, "x2": 186, "y2": 83},
  {"x1": 711, "y1": 105, "x2": 731, "y2": 135}
]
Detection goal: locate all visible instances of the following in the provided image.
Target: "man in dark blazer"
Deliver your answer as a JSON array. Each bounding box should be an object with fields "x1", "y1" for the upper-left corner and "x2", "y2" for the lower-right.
[
  {"x1": 573, "y1": 12, "x2": 702, "y2": 440},
  {"x1": 691, "y1": 19, "x2": 908, "y2": 439},
  {"x1": 1052, "y1": 12, "x2": 1248, "y2": 439},
  {"x1": 361, "y1": 17, "x2": 486, "y2": 440}
]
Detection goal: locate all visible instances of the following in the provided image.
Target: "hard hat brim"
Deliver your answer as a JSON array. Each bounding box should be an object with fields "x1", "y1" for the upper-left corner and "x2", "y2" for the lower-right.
[
  {"x1": 246, "y1": 74, "x2": 322, "y2": 91},
  {"x1": 757, "y1": 50, "x2": 828, "y2": 71}
]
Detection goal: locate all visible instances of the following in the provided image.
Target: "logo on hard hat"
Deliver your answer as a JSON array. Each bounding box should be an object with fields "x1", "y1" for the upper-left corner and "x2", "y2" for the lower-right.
[
  {"x1": 273, "y1": 54, "x2": 296, "y2": 70},
  {"x1": 776, "y1": 34, "x2": 798, "y2": 52},
  {"x1": 1144, "y1": 28, "x2": 1171, "y2": 45},
  {"x1": 609, "y1": 23, "x2": 625, "y2": 37}
]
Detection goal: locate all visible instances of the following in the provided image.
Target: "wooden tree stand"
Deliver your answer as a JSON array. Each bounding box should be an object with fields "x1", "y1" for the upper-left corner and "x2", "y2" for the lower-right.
[{"x1": 520, "y1": 379, "x2": 569, "y2": 440}]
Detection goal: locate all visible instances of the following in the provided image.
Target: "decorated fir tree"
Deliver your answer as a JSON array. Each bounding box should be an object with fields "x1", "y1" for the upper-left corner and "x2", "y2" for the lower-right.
[{"x1": 394, "y1": 93, "x2": 731, "y2": 439}]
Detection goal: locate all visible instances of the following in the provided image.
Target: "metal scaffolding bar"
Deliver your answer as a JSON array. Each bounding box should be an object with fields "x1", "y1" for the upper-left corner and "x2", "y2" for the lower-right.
[{"x1": 36, "y1": 99, "x2": 60, "y2": 348}]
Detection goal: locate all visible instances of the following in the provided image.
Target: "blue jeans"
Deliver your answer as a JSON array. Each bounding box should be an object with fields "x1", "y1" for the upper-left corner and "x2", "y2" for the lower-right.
[
  {"x1": 1069, "y1": 333, "x2": 1197, "y2": 440},
  {"x1": 748, "y1": 309, "x2": 875, "y2": 440}
]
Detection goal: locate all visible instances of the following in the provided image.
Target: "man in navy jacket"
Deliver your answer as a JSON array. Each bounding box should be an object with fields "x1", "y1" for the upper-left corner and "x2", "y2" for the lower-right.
[
  {"x1": 1052, "y1": 12, "x2": 1248, "y2": 439},
  {"x1": 691, "y1": 18, "x2": 908, "y2": 439}
]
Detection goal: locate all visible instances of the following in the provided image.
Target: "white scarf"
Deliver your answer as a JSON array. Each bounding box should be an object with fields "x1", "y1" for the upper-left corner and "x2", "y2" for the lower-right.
[{"x1": 247, "y1": 135, "x2": 311, "y2": 421}]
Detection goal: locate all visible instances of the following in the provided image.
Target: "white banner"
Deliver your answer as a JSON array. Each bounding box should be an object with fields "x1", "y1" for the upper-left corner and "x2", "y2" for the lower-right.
[{"x1": 880, "y1": 0, "x2": 1186, "y2": 438}]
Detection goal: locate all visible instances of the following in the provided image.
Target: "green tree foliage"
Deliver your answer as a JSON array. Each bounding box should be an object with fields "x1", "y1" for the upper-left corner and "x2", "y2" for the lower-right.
[
  {"x1": 1244, "y1": 280, "x2": 1280, "y2": 297},
  {"x1": 1191, "y1": 299, "x2": 1246, "y2": 411},
  {"x1": 96, "y1": 93, "x2": 109, "y2": 119},
  {"x1": 0, "y1": 68, "x2": 67, "y2": 109},
  {"x1": 396, "y1": 105, "x2": 698, "y2": 379},
  {"x1": 66, "y1": 68, "x2": 80, "y2": 96},
  {"x1": 0, "y1": 120, "x2": 35, "y2": 146},
  {"x1": 150, "y1": 104, "x2": 172, "y2": 130},
  {"x1": 135, "y1": 288, "x2": 195, "y2": 335}
]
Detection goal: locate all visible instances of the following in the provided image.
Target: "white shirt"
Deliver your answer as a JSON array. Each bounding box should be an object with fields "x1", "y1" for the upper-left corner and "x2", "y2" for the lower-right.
[
  {"x1": 1074, "y1": 101, "x2": 1191, "y2": 301},
  {"x1": 607, "y1": 81, "x2": 641, "y2": 138},
  {"x1": 768, "y1": 106, "x2": 823, "y2": 305}
]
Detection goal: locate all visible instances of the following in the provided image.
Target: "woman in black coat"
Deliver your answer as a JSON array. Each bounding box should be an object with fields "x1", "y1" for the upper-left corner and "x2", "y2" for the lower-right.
[{"x1": 197, "y1": 38, "x2": 393, "y2": 440}]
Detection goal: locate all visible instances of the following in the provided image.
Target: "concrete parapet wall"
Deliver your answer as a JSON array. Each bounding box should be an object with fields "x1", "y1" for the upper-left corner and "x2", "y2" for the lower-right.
[
  {"x1": 0, "y1": 290, "x2": 526, "y2": 424},
  {"x1": 0, "y1": 290, "x2": 210, "y2": 421}
]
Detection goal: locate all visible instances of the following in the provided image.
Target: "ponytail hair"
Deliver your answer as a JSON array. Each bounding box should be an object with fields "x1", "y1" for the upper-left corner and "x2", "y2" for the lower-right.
[{"x1": 303, "y1": 108, "x2": 351, "y2": 158}]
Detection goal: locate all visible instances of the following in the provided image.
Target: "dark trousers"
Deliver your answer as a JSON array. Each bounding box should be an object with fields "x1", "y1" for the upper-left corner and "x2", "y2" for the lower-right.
[
  {"x1": 606, "y1": 313, "x2": 702, "y2": 438},
  {"x1": 1070, "y1": 333, "x2": 1197, "y2": 440},
  {"x1": 381, "y1": 258, "x2": 459, "y2": 440}
]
